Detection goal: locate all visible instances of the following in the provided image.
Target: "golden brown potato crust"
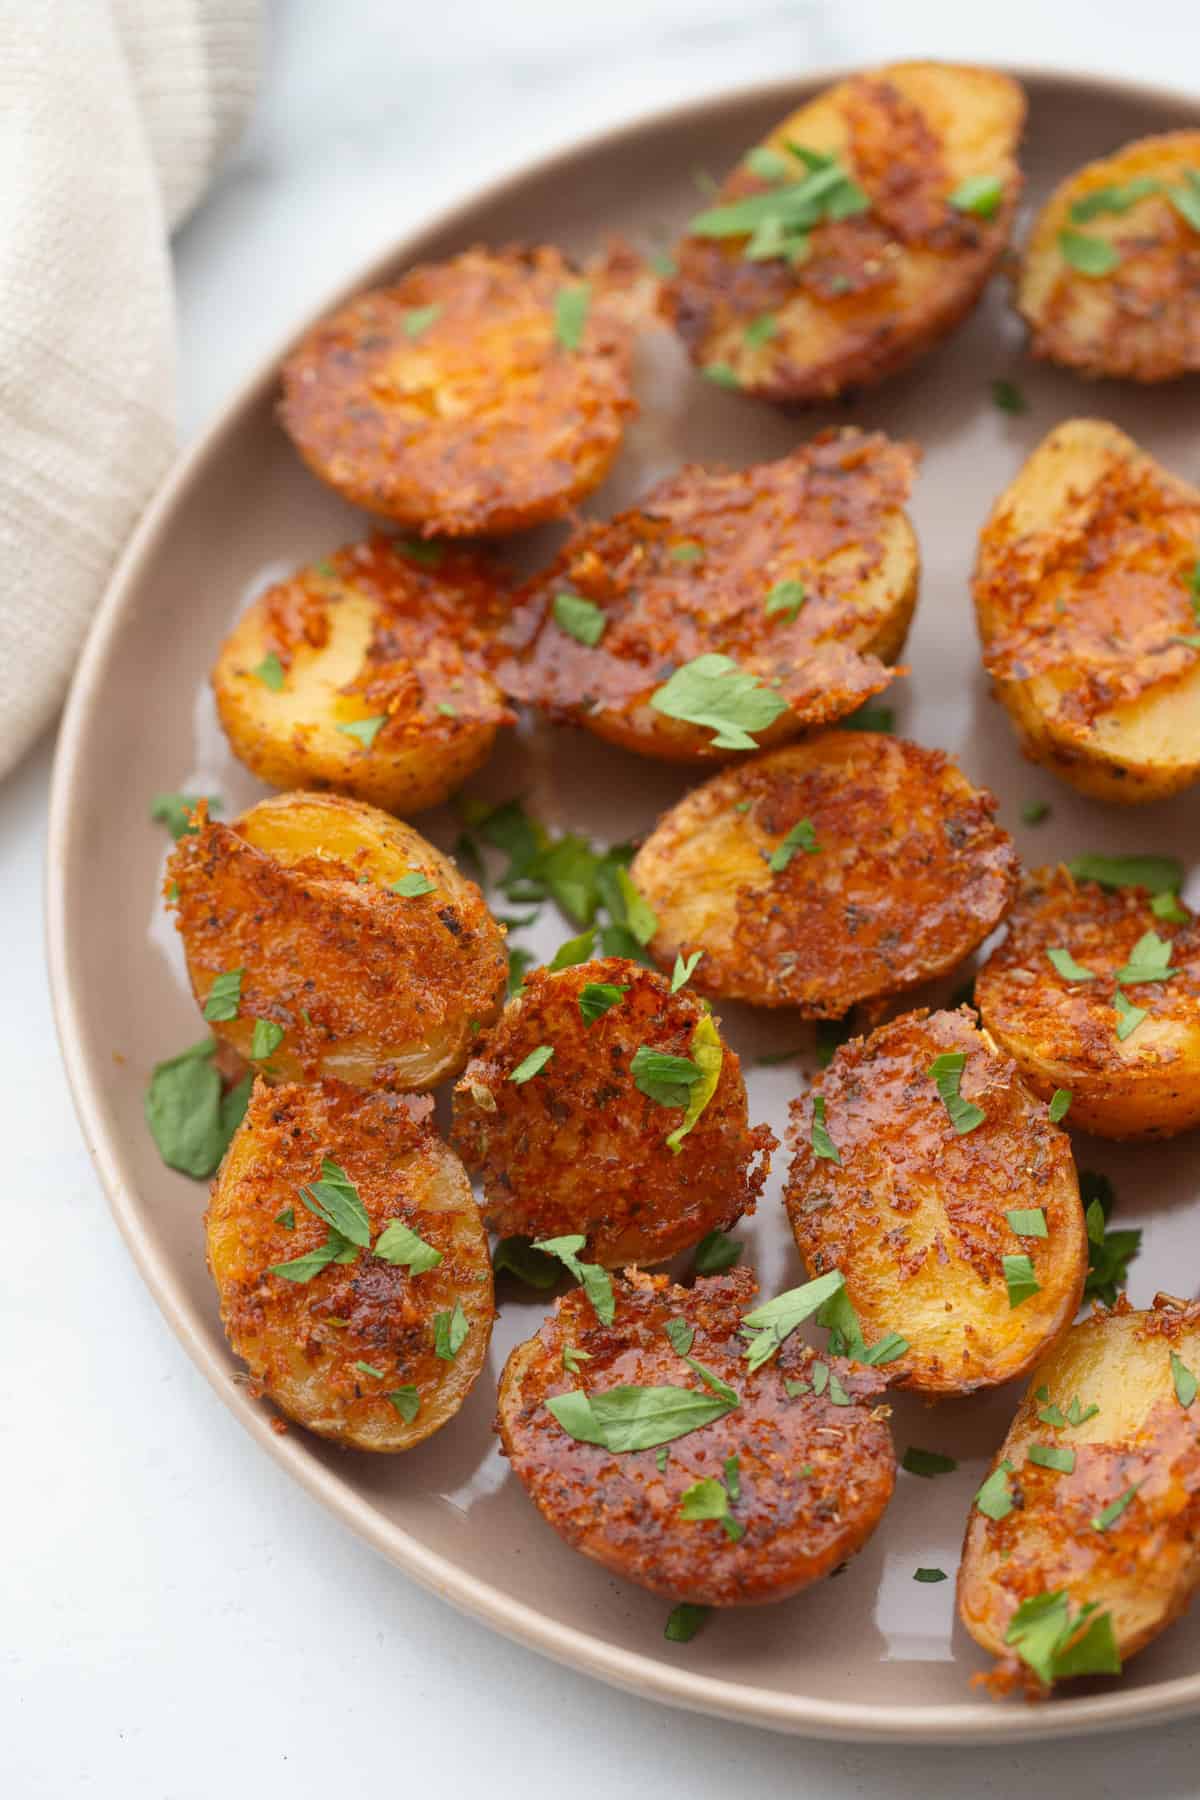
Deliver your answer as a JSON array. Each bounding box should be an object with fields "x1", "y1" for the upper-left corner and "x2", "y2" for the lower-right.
[
  {"x1": 501, "y1": 432, "x2": 918, "y2": 761},
  {"x1": 663, "y1": 62, "x2": 1024, "y2": 401},
  {"x1": 959, "y1": 1299, "x2": 1200, "y2": 1694},
  {"x1": 1017, "y1": 133, "x2": 1200, "y2": 382},
  {"x1": 785, "y1": 1008, "x2": 1086, "y2": 1396},
  {"x1": 496, "y1": 1268, "x2": 895, "y2": 1604},
  {"x1": 976, "y1": 868, "x2": 1200, "y2": 1141},
  {"x1": 974, "y1": 421, "x2": 1200, "y2": 803},
  {"x1": 279, "y1": 245, "x2": 637, "y2": 535},
  {"x1": 630, "y1": 732, "x2": 1019, "y2": 1014},
  {"x1": 450, "y1": 959, "x2": 774, "y2": 1266},
  {"x1": 168, "y1": 792, "x2": 506, "y2": 1090},
  {"x1": 212, "y1": 535, "x2": 514, "y2": 814},
  {"x1": 208, "y1": 1079, "x2": 493, "y2": 1449}
]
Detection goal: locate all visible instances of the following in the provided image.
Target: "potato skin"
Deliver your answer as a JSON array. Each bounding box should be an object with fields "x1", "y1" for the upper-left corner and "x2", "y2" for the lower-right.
[
  {"x1": 630, "y1": 732, "x2": 1018, "y2": 1014},
  {"x1": 207, "y1": 1079, "x2": 493, "y2": 1450},
  {"x1": 501, "y1": 432, "x2": 918, "y2": 762},
  {"x1": 959, "y1": 1299, "x2": 1200, "y2": 1693},
  {"x1": 785, "y1": 1008, "x2": 1086, "y2": 1396},
  {"x1": 1017, "y1": 133, "x2": 1200, "y2": 382},
  {"x1": 450, "y1": 959, "x2": 774, "y2": 1266},
  {"x1": 212, "y1": 536, "x2": 514, "y2": 814},
  {"x1": 279, "y1": 245, "x2": 636, "y2": 536},
  {"x1": 663, "y1": 62, "x2": 1024, "y2": 401},
  {"x1": 168, "y1": 792, "x2": 506, "y2": 1090},
  {"x1": 496, "y1": 1267, "x2": 895, "y2": 1604},
  {"x1": 976, "y1": 868, "x2": 1200, "y2": 1141},
  {"x1": 974, "y1": 420, "x2": 1200, "y2": 804}
]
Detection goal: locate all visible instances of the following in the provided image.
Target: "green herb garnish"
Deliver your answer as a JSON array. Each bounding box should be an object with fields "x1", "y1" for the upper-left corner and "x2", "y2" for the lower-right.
[
  {"x1": 433, "y1": 1301, "x2": 469, "y2": 1361},
  {"x1": 927, "y1": 1050, "x2": 985, "y2": 1134},
  {"x1": 1003, "y1": 1253, "x2": 1040, "y2": 1308},
  {"x1": 693, "y1": 1230, "x2": 742, "y2": 1275},
  {"x1": 203, "y1": 968, "x2": 244, "y2": 1022},
  {"x1": 764, "y1": 579, "x2": 806, "y2": 621},
  {"x1": 1172, "y1": 1351, "x2": 1198, "y2": 1408},
  {"x1": 579, "y1": 981, "x2": 628, "y2": 1023},
  {"x1": 532, "y1": 1233, "x2": 615, "y2": 1325},
  {"x1": 391, "y1": 870, "x2": 437, "y2": 897},
  {"x1": 373, "y1": 1219, "x2": 442, "y2": 1274},
  {"x1": 810, "y1": 1094, "x2": 840, "y2": 1164},
  {"x1": 664, "y1": 1603, "x2": 709, "y2": 1643},
  {"x1": 670, "y1": 950, "x2": 703, "y2": 993},
  {"x1": 403, "y1": 303, "x2": 442, "y2": 338},
  {"x1": 1005, "y1": 1590, "x2": 1120, "y2": 1685},
  {"x1": 902, "y1": 1448, "x2": 958, "y2": 1478},
  {"x1": 510, "y1": 1044, "x2": 554, "y2": 1084},
  {"x1": 631, "y1": 1045, "x2": 702, "y2": 1109},
  {"x1": 974, "y1": 1460, "x2": 1016, "y2": 1520},
  {"x1": 553, "y1": 284, "x2": 591, "y2": 350},
  {"x1": 1114, "y1": 990, "x2": 1148, "y2": 1041},
  {"x1": 949, "y1": 173, "x2": 1004, "y2": 217},
  {"x1": 252, "y1": 651, "x2": 285, "y2": 691},
  {"x1": 388, "y1": 1387, "x2": 420, "y2": 1422},
  {"x1": 492, "y1": 1236, "x2": 561, "y2": 1289},
  {"x1": 144, "y1": 1040, "x2": 249, "y2": 1178},
  {"x1": 337, "y1": 714, "x2": 388, "y2": 749},
  {"x1": 547, "y1": 1382, "x2": 738, "y2": 1452},
  {"x1": 250, "y1": 1018, "x2": 284, "y2": 1060},
  {"x1": 768, "y1": 818, "x2": 819, "y2": 871},
  {"x1": 1048, "y1": 1089, "x2": 1072, "y2": 1123},
  {"x1": 553, "y1": 591, "x2": 606, "y2": 646},
  {"x1": 1046, "y1": 947, "x2": 1096, "y2": 982},
  {"x1": 1058, "y1": 229, "x2": 1120, "y2": 276},
  {"x1": 1067, "y1": 853, "x2": 1182, "y2": 894},
  {"x1": 150, "y1": 792, "x2": 222, "y2": 840}
]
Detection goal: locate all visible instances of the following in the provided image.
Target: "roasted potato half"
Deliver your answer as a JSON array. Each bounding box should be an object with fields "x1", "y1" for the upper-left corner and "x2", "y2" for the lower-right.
[
  {"x1": 959, "y1": 1298, "x2": 1200, "y2": 1694},
  {"x1": 976, "y1": 867, "x2": 1200, "y2": 1141},
  {"x1": 212, "y1": 536, "x2": 514, "y2": 814},
  {"x1": 974, "y1": 421, "x2": 1200, "y2": 804},
  {"x1": 501, "y1": 432, "x2": 918, "y2": 762},
  {"x1": 785, "y1": 1008, "x2": 1086, "y2": 1396},
  {"x1": 280, "y1": 245, "x2": 637, "y2": 536},
  {"x1": 662, "y1": 61, "x2": 1024, "y2": 401},
  {"x1": 496, "y1": 1267, "x2": 895, "y2": 1605},
  {"x1": 630, "y1": 732, "x2": 1018, "y2": 1013},
  {"x1": 1016, "y1": 132, "x2": 1200, "y2": 382},
  {"x1": 451, "y1": 958, "x2": 773, "y2": 1266},
  {"x1": 168, "y1": 791, "x2": 506, "y2": 1089},
  {"x1": 208, "y1": 1079, "x2": 493, "y2": 1449}
]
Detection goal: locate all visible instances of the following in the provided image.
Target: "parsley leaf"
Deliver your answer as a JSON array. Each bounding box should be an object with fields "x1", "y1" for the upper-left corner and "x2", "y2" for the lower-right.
[
  {"x1": 433, "y1": 1301, "x2": 469, "y2": 1361},
  {"x1": 144, "y1": 1040, "x2": 244, "y2": 1178},
  {"x1": 203, "y1": 968, "x2": 244, "y2": 1022},
  {"x1": 839, "y1": 705, "x2": 894, "y2": 732},
  {"x1": 533, "y1": 1233, "x2": 615, "y2": 1325},
  {"x1": 991, "y1": 378, "x2": 1027, "y2": 414},
  {"x1": 927, "y1": 1051, "x2": 985, "y2": 1134},
  {"x1": 548, "y1": 927, "x2": 596, "y2": 970},
  {"x1": 1021, "y1": 800, "x2": 1050, "y2": 825},
  {"x1": 949, "y1": 173, "x2": 1004, "y2": 217},
  {"x1": 492, "y1": 1236, "x2": 561, "y2": 1289},
  {"x1": 1005, "y1": 1591, "x2": 1120, "y2": 1685},
  {"x1": 740, "y1": 1270, "x2": 845, "y2": 1371},
  {"x1": 614, "y1": 868, "x2": 658, "y2": 945},
  {"x1": 1082, "y1": 1172, "x2": 1141, "y2": 1305},
  {"x1": 664, "y1": 1603, "x2": 709, "y2": 1643},
  {"x1": 373, "y1": 1219, "x2": 443, "y2": 1274},
  {"x1": 810, "y1": 1094, "x2": 840, "y2": 1164},
  {"x1": 632, "y1": 1045, "x2": 702, "y2": 1109},
  {"x1": 1003, "y1": 1253, "x2": 1040, "y2": 1309},
  {"x1": 1048, "y1": 1088, "x2": 1072, "y2": 1123},
  {"x1": 914, "y1": 1567, "x2": 948, "y2": 1583},
  {"x1": 666, "y1": 1015, "x2": 723, "y2": 1154},
  {"x1": 670, "y1": 950, "x2": 703, "y2": 993},
  {"x1": 579, "y1": 980, "x2": 628, "y2": 1023},
  {"x1": 274, "y1": 1206, "x2": 295, "y2": 1230},
  {"x1": 1070, "y1": 177, "x2": 1160, "y2": 221},
  {"x1": 388, "y1": 1386, "x2": 420, "y2": 1422},
  {"x1": 1113, "y1": 989, "x2": 1148, "y2": 1041},
  {"x1": 392, "y1": 870, "x2": 437, "y2": 897},
  {"x1": 403, "y1": 303, "x2": 441, "y2": 338},
  {"x1": 1029, "y1": 1444, "x2": 1075, "y2": 1474},
  {"x1": 298, "y1": 1159, "x2": 372, "y2": 1248},
  {"x1": 1093, "y1": 1484, "x2": 1140, "y2": 1532},
  {"x1": 1006, "y1": 1208, "x2": 1047, "y2": 1238},
  {"x1": 1046, "y1": 947, "x2": 1096, "y2": 982},
  {"x1": 547, "y1": 1382, "x2": 737, "y2": 1451},
  {"x1": 553, "y1": 284, "x2": 591, "y2": 350},
  {"x1": 1114, "y1": 929, "x2": 1176, "y2": 984},
  {"x1": 650, "y1": 653, "x2": 788, "y2": 751},
  {"x1": 902, "y1": 1447, "x2": 958, "y2": 1478},
  {"x1": 562, "y1": 1345, "x2": 592, "y2": 1374},
  {"x1": 764, "y1": 579, "x2": 806, "y2": 620},
  {"x1": 250, "y1": 1019, "x2": 284, "y2": 1061},
  {"x1": 1067, "y1": 853, "x2": 1182, "y2": 894},
  {"x1": 693, "y1": 1229, "x2": 742, "y2": 1275},
  {"x1": 702, "y1": 362, "x2": 740, "y2": 388},
  {"x1": 665, "y1": 1317, "x2": 695, "y2": 1355},
  {"x1": 1171, "y1": 1351, "x2": 1198, "y2": 1408},
  {"x1": 337, "y1": 714, "x2": 388, "y2": 749},
  {"x1": 150, "y1": 792, "x2": 221, "y2": 840},
  {"x1": 768, "y1": 819, "x2": 819, "y2": 871},
  {"x1": 252, "y1": 651, "x2": 285, "y2": 691},
  {"x1": 1058, "y1": 228, "x2": 1120, "y2": 276},
  {"x1": 510, "y1": 1045, "x2": 554, "y2": 1084},
  {"x1": 974, "y1": 1460, "x2": 1015, "y2": 1520},
  {"x1": 553, "y1": 591, "x2": 606, "y2": 646}
]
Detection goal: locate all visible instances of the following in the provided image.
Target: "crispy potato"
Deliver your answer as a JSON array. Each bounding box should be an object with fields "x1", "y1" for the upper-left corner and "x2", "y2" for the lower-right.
[
  {"x1": 208, "y1": 1079, "x2": 492, "y2": 1449},
  {"x1": 168, "y1": 791, "x2": 506, "y2": 1089},
  {"x1": 279, "y1": 245, "x2": 637, "y2": 536},
  {"x1": 976, "y1": 867, "x2": 1200, "y2": 1141},
  {"x1": 959, "y1": 1298, "x2": 1200, "y2": 1694},
  {"x1": 451, "y1": 958, "x2": 773, "y2": 1266},
  {"x1": 662, "y1": 62, "x2": 1024, "y2": 401},
  {"x1": 785, "y1": 1008, "x2": 1086, "y2": 1396},
  {"x1": 974, "y1": 420, "x2": 1200, "y2": 804},
  {"x1": 212, "y1": 536, "x2": 515, "y2": 814},
  {"x1": 496, "y1": 1266, "x2": 895, "y2": 1604},
  {"x1": 501, "y1": 432, "x2": 918, "y2": 762},
  {"x1": 1016, "y1": 133, "x2": 1200, "y2": 382},
  {"x1": 630, "y1": 732, "x2": 1018, "y2": 1013}
]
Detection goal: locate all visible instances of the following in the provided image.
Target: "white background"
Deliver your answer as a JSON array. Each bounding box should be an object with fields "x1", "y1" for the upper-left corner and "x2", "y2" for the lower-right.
[{"x1": 6, "y1": 2, "x2": 1200, "y2": 1793}]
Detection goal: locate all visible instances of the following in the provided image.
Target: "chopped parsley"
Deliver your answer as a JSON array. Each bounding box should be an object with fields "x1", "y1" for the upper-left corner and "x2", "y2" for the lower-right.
[
  {"x1": 1006, "y1": 1208, "x2": 1047, "y2": 1238},
  {"x1": 336, "y1": 714, "x2": 388, "y2": 750},
  {"x1": 901, "y1": 1448, "x2": 958, "y2": 1478},
  {"x1": 679, "y1": 1474, "x2": 743, "y2": 1540},
  {"x1": 1003, "y1": 1254, "x2": 1040, "y2": 1309},
  {"x1": 374, "y1": 1219, "x2": 442, "y2": 1273},
  {"x1": 688, "y1": 149, "x2": 869, "y2": 269},
  {"x1": 1113, "y1": 990, "x2": 1148, "y2": 1041},
  {"x1": 391, "y1": 870, "x2": 437, "y2": 897},
  {"x1": 702, "y1": 361, "x2": 740, "y2": 388},
  {"x1": 631, "y1": 1045, "x2": 702, "y2": 1108},
  {"x1": 388, "y1": 1387, "x2": 420, "y2": 1422},
  {"x1": 553, "y1": 591, "x2": 607, "y2": 646},
  {"x1": 1114, "y1": 930, "x2": 1176, "y2": 985},
  {"x1": 693, "y1": 1229, "x2": 742, "y2": 1275},
  {"x1": 810, "y1": 1094, "x2": 840, "y2": 1164},
  {"x1": 1005, "y1": 1591, "x2": 1120, "y2": 1685},
  {"x1": 1058, "y1": 229, "x2": 1120, "y2": 276},
  {"x1": 650, "y1": 654, "x2": 789, "y2": 750},
  {"x1": 740, "y1": 1269, "x2": 845, "y2": 1371},
  {"x1": 1070, "y1": 177, "x2": 1160, "y2": 221},
  {"x1": 354, "y1": 1361, "x2": 384, "y2": 1380},
  {"x1": 1082, "y1": 1171, "x2": 1141, "y2": 1305},
  {"x1": 991, "y1": 378, "x2": 1027, "y2": 414},
  {"x1": 144, "y1": 1040, "x2": 250, "y2": 1178},
  {"x1": 665, "y1": 1015, "x2": 723, "y2": 1154},
  {"x1": 764, "y1": 578, "x2": 806, "y2": 621},
  {"x1": 532, "y1": 1233, "x2": 615, "y2": 1324},
  {"x1": 509, "y1": 1044, "x2": 555, "y2": 1084},
  {"x1": 1048, "y1": 1088, "x2": 1072, "y2": 1123},
  {"x1": 403, "y1": 303, "x2": 442, "y2": 338},
  {"x1": 1021, "y1": 799, "x2": 1050, "y2": 825},
  {"x1": 670, "y1": 950, "x2": 703, "y2": 993},
  {"x1": 203, "y1": 968, "x2": 243, "y2": 1022},
  {"x1": 669, "y1": 541, "x2": 705, "y2": 563},
  {"x1": 1172, "y1": 1351, "x2": 1198, "y2": 1408},
  {"x1": 274, "y1": 1206, "x2": 295, "y2": 1230},
  {"x1": 151, "y1": 792, "x2": 221, "y2": 840},
  {"x1": 562, "y1": 1345, "x2": 591, "y2": 1374},
  {"x1": 949, "y1": 173, "x2": 1004, "y2": 217},
  {"x1": 433, "y1": 1301, "x2": 469, "y2": 1361},
  {"x1": 839, "y1": 705, "x2": 894, "y2": 732},
  {"x1": 743, "y1": 313, "x2": 777, "y2": 348},
  {"x1": 553, "y1": 283, "x2": 591, "y2": 350},
  {"x1": 252, "y1": 651, "x2": 285, "y2": 691},
  {"x1": 547, "y1": 1382, "x2": 737, "y2": 1452},
  {"x1": 578, "y1": 981, "x2": 628, "y2": 1024},
  {"x1": 927, "y1": 1051, "x2": 985, "y2": 1134},
  {"x1": 492, "y1": 1236, "x2": 560, "y2": 1289},
  {"x1": 664, "y1": 1603, "x2": 709, "y2": 1643},
  {"x1": 768, "y1": 818, "x2": 820, "y2": 871},
  {"x1": 1028, "y1": 1444, "x2": 1075, "y2": 1474},
  {"x1": 1067, "y1": 853, "x2": 1182, "y2": 894},
  {"x1": 249, "y1": 1019, "x2": 284, "y2": 1061},
  {"x1": 1046, "y1": 947, "x2": 1096, "y2": 982},
  {"x1": 1093, "y1": 1484, "x2": 1140, "y2": 1532},
  {"x1": 974, "y1": 1460, "x2": 1015, "y2": 1521}
]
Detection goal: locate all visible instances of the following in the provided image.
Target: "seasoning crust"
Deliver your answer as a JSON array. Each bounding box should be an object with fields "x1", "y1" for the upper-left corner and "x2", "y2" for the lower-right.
[
  {"x1": 279, "y1": 245, "x2": 637, "y2": 536},
  {"x1": 451, "y1": 958, "x2": 774, "y2": 1266},
  {"x1": 785, "y1": 1008, "x2": 1086, "y2": 1395},
  {"x1": 501, "y1": 432, "x2": 918, "y2": 761},
  {"x1": 662, "y1": 61, "x2": 1024, "y2": 400},
  {"x1": 169, "y1": 791, "x2": 506, "y2": 1090},
  {"x1": 976, "y1": 867, "x2": 1200, "y2": 1140},
  {"x1": 496, "y1": 1268, "x2": 895, "y2": 1604},
  {"x1": 212, "y1": 536, "x2": 515, "y2": 814},
  {"x1": 629, "y1": 732, "x2": 1019, "y2": 1013}
]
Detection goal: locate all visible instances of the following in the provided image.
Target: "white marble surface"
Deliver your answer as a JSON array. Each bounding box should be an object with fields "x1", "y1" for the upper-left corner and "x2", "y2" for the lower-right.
[{"x1": 7, "y1": 2, "x2": 1200, "y2": 1793}]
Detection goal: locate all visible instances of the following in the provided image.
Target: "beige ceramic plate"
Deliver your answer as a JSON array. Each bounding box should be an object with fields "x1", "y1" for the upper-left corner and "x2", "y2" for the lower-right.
[{"x1": 49, "y1": 65, "x2": 1200, "y2": 1742}]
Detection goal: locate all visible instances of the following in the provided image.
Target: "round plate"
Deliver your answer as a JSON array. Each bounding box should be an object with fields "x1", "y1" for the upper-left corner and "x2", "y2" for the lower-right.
[{"x1": 48, "y1": 65, "x2": 1200, "y2": 1742}]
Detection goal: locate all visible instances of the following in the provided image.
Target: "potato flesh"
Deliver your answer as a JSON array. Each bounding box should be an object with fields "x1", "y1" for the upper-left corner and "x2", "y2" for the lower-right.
[
  {"x1": 496, "y1": 1268, "x2": 895, "y2": 1604},
  {"x1": 501, "y1": 432, "x2": 918, "y2": 761},
  {"x1": 785, "y1": 1008, "x2": 1086, "y2": 1394},
  {"x1": 976, "y1": 869, "x2": 1200, "y2": 1140},
  {"x1": 1017, "y1": 132, "x2": 1200, "y2": 382},
  {"x1": 279, "y1": 246, "x2": 637, "y2": 536},
  {"x1": 207, "y1": 1079, "x2": 492, "y2": 1449},
  {"x1": 630, "y1": 732, "x2": 1018, "y2": 1013},
  {"x1": 168, "y1": 791, "x2": 506, "y2": 1089},
  {"x1": 212, "y1": 538, "x2": 513, "y2": 814},
  {"x1": 450, "y1": 959, "x2": 774, "y2": 1266},
  {"x1": 959, "y1": 1304, "x2": 1200, "y2": 1685},
  {"x1": 974, "y1": 419, "x2": 1200, "y2": 804},
  {"x1": 663, "y1": 62, "x2": 1024, "y2": 400}
]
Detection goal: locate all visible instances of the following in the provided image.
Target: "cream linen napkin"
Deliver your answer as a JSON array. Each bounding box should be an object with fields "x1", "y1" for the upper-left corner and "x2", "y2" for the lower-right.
[{"x1": 0, "y1": 0, "x2": 259, "y2": 780}]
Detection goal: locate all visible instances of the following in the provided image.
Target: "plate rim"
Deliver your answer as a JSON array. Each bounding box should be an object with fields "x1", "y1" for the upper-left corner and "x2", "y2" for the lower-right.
[{"x1": 45, "y1": 58, "x2": 1200, "y2": 1744}]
